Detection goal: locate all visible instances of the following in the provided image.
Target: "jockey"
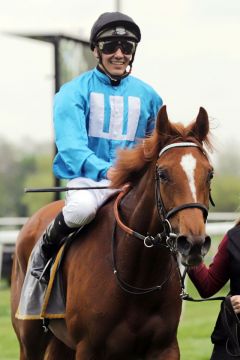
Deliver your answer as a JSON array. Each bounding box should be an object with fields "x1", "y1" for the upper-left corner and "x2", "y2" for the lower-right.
[{"x1": 31, "y1": 11, "x2": 163, "y2": 283}]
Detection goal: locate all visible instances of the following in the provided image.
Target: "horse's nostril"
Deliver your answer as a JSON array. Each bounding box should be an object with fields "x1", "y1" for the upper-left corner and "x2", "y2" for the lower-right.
[
  {"x1": 201, "y1": 235, "x2": 211, "y2": 256},
  {"x1": 177, "y1": 235, "x2": 192, "y2": 256}
]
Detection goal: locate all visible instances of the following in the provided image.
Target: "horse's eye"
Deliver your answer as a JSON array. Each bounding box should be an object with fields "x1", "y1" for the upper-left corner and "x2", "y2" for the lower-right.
[
  {"x1": 207, "y1": 170, "x2": 214, "y2": 183},
  {"x1": 157, "y1": 168, "x2": 169, "y2": 182}
]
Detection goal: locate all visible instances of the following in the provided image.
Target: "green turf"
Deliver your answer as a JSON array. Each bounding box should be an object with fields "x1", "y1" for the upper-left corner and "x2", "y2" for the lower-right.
[
  {"x1": 0, "y1": 283, "x2": 19, "y2": 360},
  {"x1": 178, "y1": 280, "x2": 227, "y2": 359}
]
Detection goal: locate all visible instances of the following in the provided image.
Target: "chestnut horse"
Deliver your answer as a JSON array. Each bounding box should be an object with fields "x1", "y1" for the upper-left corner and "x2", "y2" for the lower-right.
[{"x1": 11, "y1": 106, "x2": 213, "y2": 360}]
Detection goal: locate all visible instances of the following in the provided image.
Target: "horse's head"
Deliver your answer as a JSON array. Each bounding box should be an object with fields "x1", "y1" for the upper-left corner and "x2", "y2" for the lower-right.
[
  {"x1": 154, "y1": 106, "x2": 213, "y2": 266},
  {"x1": 111, "y1": 105, "x2": 214, "y2": 267}
]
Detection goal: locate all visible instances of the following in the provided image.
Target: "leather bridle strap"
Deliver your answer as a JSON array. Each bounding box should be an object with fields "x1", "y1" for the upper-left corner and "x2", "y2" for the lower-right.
[
  {"x1": 112, "y1": 187, "x2": 175, "y2": 295},
  {"x1": 113, "y1": 186, "x2": 152, "y2": 242},
  {"x1": 113, "y1": 184, "x2": 174, "y2": 249},
  {"x1": 155, "y1": 167, "x2": 209, "y2": 223},
  {"x1": 111, "y1": 221, "x2": 174, "y2": 295},
  {"x1": 166, "y1": 203, "x2": 209, "y2": 221},
  {"x1": 156, "y1": 141, "x2": 211, "y2": 223},
  {"x1": 159, "y1": 142, "x2": 201, "y2": 157}
]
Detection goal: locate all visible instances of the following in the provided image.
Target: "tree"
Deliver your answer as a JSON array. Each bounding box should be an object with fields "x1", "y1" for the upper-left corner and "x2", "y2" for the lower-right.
[
  {"x1": 21, "y1": 154, "x2": 53, "y2": 215},
  {"x1": 0, "y1": 138, "x2": 53, "y2": 217},
  {"x1": 211, "y1": 142, "x2": 240, "y2": 212}
]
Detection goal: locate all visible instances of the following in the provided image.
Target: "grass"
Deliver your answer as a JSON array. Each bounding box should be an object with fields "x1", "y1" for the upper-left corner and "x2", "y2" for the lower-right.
[
  {"x1": 178, "y1": 280, "x2": 227, "y2": 359},
  {"x1": 178, "y1": 234, "x2": 227, "y2": 359},
  {"x1": 0, "y1": 283, "x2": 19, "y2": 360},
  {"x1": 0, "y1": 235, "x2": 226, "y2": 359}
]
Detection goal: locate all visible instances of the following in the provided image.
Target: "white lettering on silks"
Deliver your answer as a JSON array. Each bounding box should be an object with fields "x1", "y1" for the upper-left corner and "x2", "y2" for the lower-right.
[
  {"x1": 180, "y1": 154, "x2": 197, "y2": 202},
  {"x1": 88, "y1": 92, "x2": 140, "y2": 141}
]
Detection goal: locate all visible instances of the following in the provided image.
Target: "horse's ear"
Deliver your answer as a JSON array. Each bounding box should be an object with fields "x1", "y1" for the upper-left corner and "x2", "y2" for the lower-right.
[
  {"x1": 189, "y1": 107, "x2": 209, "y2": 142},
  {"x1": 156, "y1": 105, "x2": 171, "y2": 135}
]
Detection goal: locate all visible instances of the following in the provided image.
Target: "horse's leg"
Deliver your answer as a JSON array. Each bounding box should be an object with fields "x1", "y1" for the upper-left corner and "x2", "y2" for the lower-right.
[
  {"x1": 11, "y1": 257, "x2": 51, "y2": 359},
  {"x1": 146, "y1": 340, "x2": 180, "y2": 360},
  {"x1": 17, "y1": 320, "x2": 52, "y2": 360},
  {"x1": 45, "y1": 337, "x2": 75, "y2": 360},
  {"x1": 75, "y1": 340, "x2": 94, "y2": 360},
  {"x1": 19, "y1": 345, "x2": 26, "y2": 360}
]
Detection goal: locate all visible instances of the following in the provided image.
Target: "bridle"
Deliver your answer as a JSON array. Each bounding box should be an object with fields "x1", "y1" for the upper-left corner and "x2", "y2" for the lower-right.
[
  {"x1": 112, "y1": 141, "x2": 214, "y2": 295},
  {"x1": 155, "y1": 142, "x2": 215, "y2": 225}
]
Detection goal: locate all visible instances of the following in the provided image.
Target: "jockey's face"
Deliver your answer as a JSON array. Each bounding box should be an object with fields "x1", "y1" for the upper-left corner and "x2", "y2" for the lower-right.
[
  {"x1": 94, "y1": 41, "x2": 133, "y2": 76},
  {"x1": 101, "y1": 48, "x2": 132, "y2": 76}
]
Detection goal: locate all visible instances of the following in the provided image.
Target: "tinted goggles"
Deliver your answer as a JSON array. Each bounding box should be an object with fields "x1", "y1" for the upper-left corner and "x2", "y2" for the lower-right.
[{"x1": 98, "y1": 40, "x2": 137, "y2": 55}]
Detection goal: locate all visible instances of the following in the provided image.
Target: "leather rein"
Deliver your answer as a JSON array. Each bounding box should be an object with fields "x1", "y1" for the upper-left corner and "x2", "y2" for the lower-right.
[{"x1": 112, "y1": 142, "x2": 214, "y2": 296}]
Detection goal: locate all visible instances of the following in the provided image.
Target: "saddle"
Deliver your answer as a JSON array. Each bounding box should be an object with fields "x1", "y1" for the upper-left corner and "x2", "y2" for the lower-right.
[{"x1": 16, "y1": 231, "x2": 79, "y2": 320}]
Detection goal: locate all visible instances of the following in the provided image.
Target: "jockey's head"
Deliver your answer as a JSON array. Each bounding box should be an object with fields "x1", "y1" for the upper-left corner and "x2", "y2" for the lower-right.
[{"x1": 90, "y1": 12, "x2": 141, "y2": 84}]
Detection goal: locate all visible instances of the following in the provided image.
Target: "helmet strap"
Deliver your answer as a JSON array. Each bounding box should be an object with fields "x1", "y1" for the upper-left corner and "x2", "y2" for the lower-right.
[{"x1": 96, "y1": 48, "x2": 134, "y2": 85}]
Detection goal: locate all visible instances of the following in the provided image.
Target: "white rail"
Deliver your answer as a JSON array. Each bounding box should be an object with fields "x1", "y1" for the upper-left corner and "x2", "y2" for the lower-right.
[
  {"x1": 0, "y1": 230, "x2": 19, "y2": 279},
  {"x1": 208, "y1": 212, "x2": 239, "y2": 222},
  {"x1": 0, "y1": 215, "x2": 238, "y2": 280},
  {"x1": 0, "y1": 217, "x2": 27, "y2": 226}
]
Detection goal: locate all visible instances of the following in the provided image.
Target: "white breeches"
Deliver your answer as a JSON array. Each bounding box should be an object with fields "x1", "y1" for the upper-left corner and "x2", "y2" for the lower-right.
[{"x1": 62, "y1": 177, "x2": 117, "y2": 228}]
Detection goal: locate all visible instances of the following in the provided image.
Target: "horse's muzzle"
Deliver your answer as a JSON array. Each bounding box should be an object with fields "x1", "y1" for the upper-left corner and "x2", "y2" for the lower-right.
[{"x1": 176, "y1": 234, "x2": 211, "y2": 266}]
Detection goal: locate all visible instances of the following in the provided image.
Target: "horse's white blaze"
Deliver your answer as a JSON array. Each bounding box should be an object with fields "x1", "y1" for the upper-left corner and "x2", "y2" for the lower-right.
[{"x1": 180, "y1": 154, "x2": 197, "y2": 202}]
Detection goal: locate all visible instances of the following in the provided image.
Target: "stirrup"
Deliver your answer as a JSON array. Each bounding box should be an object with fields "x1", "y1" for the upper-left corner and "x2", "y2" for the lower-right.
[{"x1": 38, "y1": 258, "x2": 53, "y2": 284}]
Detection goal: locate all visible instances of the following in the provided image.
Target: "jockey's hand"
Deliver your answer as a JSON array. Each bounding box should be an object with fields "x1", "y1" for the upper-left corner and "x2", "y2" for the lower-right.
[
  {"x1": 230, "y1": 295, "x2": 240, "y2": 314},
  {"x1": 106, "y1": 167, "x2": 115, "y2": 181}
]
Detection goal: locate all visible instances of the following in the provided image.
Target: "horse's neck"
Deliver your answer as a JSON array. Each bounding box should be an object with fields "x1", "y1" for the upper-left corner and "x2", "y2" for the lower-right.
[
  {"x1": 116, "y1": 167, "x2": 171, "y2": 283},
  {"x1": 128, "y1": 176, "x2": 157, "y2": 232}
]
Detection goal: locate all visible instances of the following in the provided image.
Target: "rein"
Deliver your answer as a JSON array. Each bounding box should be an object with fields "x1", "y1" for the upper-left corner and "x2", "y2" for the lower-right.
[
  {"x1": 111, "y1": 219, "x2": 175, "y2": 295},
  {"x1": 178, "y1": 268, "x2": 225, "y2": 302},
  {"x1": 112, "y1": 186, "x2": 178, "y2": 295},
  {"x1": 113, "y1": 185, "x2": 176, "y2": 248}
]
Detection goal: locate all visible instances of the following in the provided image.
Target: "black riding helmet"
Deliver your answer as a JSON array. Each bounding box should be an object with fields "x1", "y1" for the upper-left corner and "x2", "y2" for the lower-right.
[
  {"x1": 90, "y1": 12, "x2": 141, "y2": 50},
  {"x1": 90, "y1": 12, "x2": 141, "y2": 84}
]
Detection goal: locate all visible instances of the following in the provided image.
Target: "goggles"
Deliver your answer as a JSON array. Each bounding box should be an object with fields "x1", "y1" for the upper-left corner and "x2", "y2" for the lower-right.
[{"x1": 97, "y1": 39, "x2": 137, "y2": 55}]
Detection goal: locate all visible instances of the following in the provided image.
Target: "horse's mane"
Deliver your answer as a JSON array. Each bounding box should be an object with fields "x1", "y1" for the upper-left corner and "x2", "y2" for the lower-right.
[{"x1": 110, "y1": 121, "x2": 212, "y2": 189}]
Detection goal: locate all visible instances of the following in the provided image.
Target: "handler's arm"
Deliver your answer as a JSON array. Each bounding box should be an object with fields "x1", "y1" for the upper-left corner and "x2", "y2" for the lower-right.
[{"x1": 188, "y1": 234, "x2": 230, "y2": 298}]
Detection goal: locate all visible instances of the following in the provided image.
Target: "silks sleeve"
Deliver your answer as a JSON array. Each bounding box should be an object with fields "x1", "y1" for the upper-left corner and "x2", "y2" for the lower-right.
[{"x1": 53, "y1": 85, "x2": 111, "y2": 180}]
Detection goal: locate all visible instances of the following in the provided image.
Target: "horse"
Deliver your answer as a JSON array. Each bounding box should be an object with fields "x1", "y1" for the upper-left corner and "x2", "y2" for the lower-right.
[{"x1": 11, "y1": 105, "x2": 214, "y2": 360}]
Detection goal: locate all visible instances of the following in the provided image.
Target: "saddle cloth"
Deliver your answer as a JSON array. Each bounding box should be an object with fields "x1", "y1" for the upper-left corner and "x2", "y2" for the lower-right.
[{"x1": 16, "y1": 242, "x2": 67, "y2": 320}]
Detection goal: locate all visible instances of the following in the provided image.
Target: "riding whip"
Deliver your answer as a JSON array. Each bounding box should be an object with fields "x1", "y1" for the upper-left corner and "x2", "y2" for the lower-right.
[{"x1": 24, "y1": 186, "x2": 109, "y2": 193}]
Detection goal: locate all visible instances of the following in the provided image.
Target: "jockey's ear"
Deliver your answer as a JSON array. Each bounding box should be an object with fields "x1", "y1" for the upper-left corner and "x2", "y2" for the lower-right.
[
  {"x1": 93, "y1": 47, "x2": 100, "y2": 59},
  {"x1": 189, "y1": 107, "x2": 209, "y2": 143}
]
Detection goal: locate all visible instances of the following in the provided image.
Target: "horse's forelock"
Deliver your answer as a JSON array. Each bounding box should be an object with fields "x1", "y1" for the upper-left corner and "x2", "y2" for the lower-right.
[{"x1": 144, "y1": 122, "x2": 187, "y2": 159}]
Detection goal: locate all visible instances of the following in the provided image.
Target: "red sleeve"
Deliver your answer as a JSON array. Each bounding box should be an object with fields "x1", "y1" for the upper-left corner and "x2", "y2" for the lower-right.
[{"x1": 188, "y1": 234, "x2": 230, "y2": 298}]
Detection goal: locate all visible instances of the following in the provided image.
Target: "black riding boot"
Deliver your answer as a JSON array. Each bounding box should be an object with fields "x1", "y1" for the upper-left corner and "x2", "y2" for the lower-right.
[{"x1": 30, "y1": 211, "x2": 74, "y2": 284}]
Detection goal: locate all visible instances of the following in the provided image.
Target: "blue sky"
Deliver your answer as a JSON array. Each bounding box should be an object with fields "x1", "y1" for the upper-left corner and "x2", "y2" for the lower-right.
[{"x1": 0, "y1": 0, "x2": 240, "y2": 155}]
